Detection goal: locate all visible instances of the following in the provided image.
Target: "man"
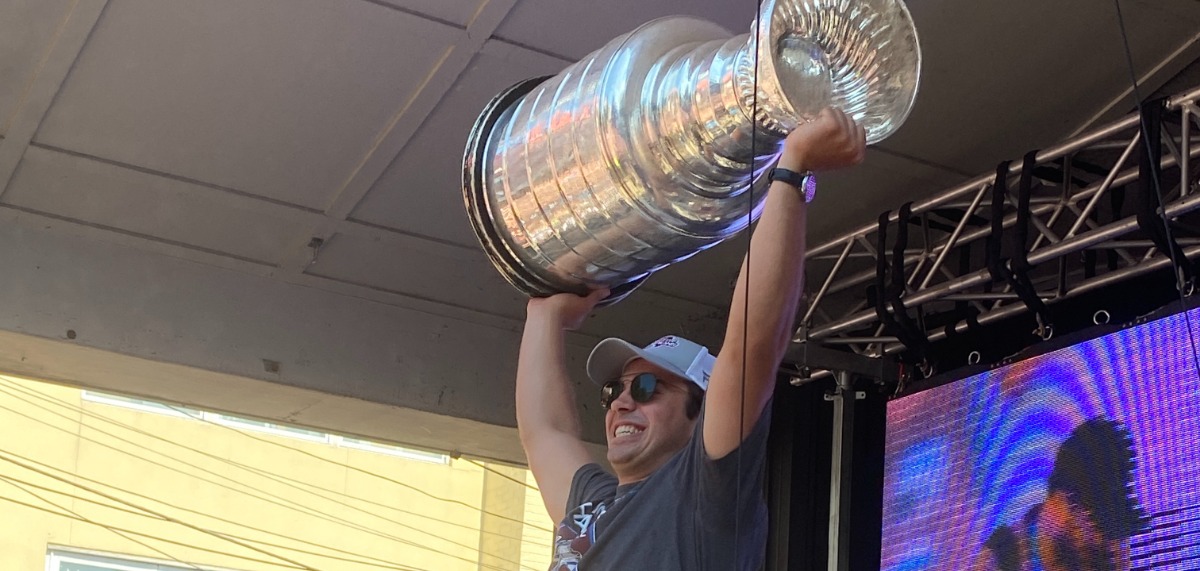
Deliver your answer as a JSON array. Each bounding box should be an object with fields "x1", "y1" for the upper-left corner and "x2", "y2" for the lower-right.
[
  {"x1": 516, "y1": 108, "x2": 866, "y2": 570},
  {"x1": 973, "y1": 418, "x2": 1147, "y2": 571}
]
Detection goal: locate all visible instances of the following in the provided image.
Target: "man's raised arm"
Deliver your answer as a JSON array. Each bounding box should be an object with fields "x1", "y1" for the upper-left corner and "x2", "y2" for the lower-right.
[
  {"x1": 516, "y1": 290, "x2": 608, "y2": 522},
  {"x1": 704, "y1": 108, "x2": 866, "y2": 459}
]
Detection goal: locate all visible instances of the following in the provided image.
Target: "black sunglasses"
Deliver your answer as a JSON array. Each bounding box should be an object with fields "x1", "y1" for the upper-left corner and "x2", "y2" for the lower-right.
[{"x1": 600, "y1": 373, "x2": 661, "y2": 410}]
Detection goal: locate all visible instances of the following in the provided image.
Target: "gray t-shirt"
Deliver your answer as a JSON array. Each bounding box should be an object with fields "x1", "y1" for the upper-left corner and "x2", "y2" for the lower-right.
[{"x1": 548, "y1": 403, "x2": 772, "y2": 570}]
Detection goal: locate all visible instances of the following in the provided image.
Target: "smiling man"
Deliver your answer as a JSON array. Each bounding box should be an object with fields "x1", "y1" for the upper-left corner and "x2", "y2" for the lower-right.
[
  {"x1": 972, "y1": 418, "x2": 1147, "y2": 571},
  {"x1": 515, "y1": 108, "x2": 866, "y2": 570}
]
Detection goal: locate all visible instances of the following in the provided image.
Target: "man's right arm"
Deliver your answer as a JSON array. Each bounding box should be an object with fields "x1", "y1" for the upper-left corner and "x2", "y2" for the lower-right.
[{"x1": 516, "y1": 289, "x2": 608, "y2": 522}]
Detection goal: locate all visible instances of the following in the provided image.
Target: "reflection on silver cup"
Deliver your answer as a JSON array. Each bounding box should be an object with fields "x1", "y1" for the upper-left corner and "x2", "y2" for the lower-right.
[{"x1": 463, "y1": 0, "x2": 921, "y2": 304}]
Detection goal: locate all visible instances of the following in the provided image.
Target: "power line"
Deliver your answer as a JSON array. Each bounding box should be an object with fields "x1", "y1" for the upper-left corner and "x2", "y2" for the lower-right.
[
  {"x1": 2, "y1": 379, "x2": 533, "y2": 543},
  {"x1": 0, "y1": 476, "x2": 205, "y2": 570},
  {"x1": 1, "y1": 381, "x2": 549, "y2": 558},
  {"x1": 0, "y1": 383, "x2": 540, "y2": 571},
  {"x1": 461, "y1": 457, "x2": 540, "y2": 492},
  {"x1": 0, "y1": 451, "x2": 323, "y2": 570},
  {"x1": 150, "y1": 398, "x2": 549, "y2": 532},
  {"x1": 0, "y1": 401, "x2": 492, "y2": 569},
  {"x1": 0, "y1": 485, "x2": 306, "y2": 569},
  {"x1": 2, "y1": 379, "x2": 538, "y2": 542},
  {"x1": 0, "y1": 473, "x2": 428, "y2": 571},
  {"x1": 7, "y1": 377, "x2": 544, "y2": 533}
]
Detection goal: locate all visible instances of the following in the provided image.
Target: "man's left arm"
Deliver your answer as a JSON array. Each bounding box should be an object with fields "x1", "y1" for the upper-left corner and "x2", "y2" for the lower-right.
[{"x1": 704, "y1": 108, "x2": 865, "y2": 459}]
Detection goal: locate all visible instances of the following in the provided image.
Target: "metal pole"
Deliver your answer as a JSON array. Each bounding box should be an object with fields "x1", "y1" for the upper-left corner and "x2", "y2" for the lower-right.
[{"x1": 826, "y1": 371, "x2": 857, "y2": 571}]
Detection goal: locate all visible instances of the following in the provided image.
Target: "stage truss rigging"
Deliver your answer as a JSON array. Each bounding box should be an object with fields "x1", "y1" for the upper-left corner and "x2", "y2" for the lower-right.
[{"x1": 795, "y1": 85, "x2": 1200, "y2": 376}]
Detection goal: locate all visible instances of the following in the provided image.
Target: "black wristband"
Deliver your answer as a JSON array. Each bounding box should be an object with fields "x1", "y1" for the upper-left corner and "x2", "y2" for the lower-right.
[{"x1": 768, "y1": 167, "x2": 817, "y2": 202}]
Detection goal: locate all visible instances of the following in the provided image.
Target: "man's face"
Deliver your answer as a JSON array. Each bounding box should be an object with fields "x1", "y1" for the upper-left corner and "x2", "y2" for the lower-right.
[
  {"x1": 604, "y1": 358, "x2": 698, "y2": 484},
  {"x1": 1037, "y1": 491, "x2": 1125, "y2": 571}
]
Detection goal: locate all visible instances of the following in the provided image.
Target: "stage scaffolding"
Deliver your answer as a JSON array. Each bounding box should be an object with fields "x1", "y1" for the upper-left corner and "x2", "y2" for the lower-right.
[{"x1": 795, "y1": 84, "x2": 1200, "y2": 373}]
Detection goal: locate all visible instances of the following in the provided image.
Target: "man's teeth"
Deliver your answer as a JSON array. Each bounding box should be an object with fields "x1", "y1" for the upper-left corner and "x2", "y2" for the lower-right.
[{"x1": 615, "y1": 426, "x2": 643, "y2": 437}]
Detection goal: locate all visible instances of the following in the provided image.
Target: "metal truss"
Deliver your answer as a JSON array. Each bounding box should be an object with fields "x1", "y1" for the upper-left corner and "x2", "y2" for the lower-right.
[{"x1": 796, "y1": 84, "x2": 1200, "y2": 364}]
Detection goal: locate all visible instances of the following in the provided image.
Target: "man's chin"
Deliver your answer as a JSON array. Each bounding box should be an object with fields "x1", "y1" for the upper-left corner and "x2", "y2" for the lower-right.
[{"x1": 606, "y1": 442, "x2": 646, "y2": 468}]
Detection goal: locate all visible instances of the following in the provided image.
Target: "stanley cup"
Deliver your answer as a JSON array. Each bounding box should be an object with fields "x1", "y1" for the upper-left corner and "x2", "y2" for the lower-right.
[{"x1": 463, "y1": 0, "x2": 921, "y2": 304}]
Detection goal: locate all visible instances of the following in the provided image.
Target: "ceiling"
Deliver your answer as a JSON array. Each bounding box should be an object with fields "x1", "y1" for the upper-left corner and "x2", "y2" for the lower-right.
[{"x1": 1, "y1": 0, "x2": 1199, "y2": 461}]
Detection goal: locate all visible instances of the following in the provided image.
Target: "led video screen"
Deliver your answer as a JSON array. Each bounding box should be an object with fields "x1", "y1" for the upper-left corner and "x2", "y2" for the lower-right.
[{"x1": 882, "y1": 307, "x2": 1200, "y2": 571}]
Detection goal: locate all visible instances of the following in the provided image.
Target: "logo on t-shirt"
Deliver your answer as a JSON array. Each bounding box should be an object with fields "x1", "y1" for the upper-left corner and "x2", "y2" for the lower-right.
[{"x1": 551, "y1": 500, "x2": 607, "y2": 570}]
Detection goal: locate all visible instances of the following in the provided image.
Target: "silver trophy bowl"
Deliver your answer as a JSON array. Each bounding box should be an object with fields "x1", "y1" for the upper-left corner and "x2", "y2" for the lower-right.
[{"x1": 463, "y1": 0, "x2": 921, "y2": 304}]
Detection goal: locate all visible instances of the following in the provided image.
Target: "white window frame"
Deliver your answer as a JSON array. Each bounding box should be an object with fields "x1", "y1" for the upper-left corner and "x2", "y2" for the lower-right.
[
  {"x1": 334, "y1": 435, "x2": 449, "y2": 464},
  {"x1": 82, "y1": 391, "x2": 199, "y2": 420},
  {"x1": 46, "y1": 546, "x2": 238, "y2": 571},
  {"x1": 200, "y1": 412, "x2": 332, "y2": 444},
  {"x1": 80, "y1": 390, "x2": 448, "y2": 464}
]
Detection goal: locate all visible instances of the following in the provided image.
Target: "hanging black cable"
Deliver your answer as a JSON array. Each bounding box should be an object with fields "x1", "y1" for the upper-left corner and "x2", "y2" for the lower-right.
[
  {"x1": 733, "y1": 2, "x2": 766, "y2": 568},
  {"x1": 1112, "y1": 0, "x2": 1200, "y2": 380}
]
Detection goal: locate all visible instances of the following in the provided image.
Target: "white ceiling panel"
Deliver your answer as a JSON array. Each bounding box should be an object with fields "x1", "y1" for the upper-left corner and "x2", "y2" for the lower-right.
[
  {"x1": 0, "y1": 0, "x2": 74, "y2": 137},
  {"x1": 877, "y1": 0, "x2": 1200, "y2": 174},
  {"x1": 305, "y1": 229, "x2": 530, "y2": 317},
  {"x1": 351, "y1": 39, "x2": 571, "y2": 245},
  {"x1": 494, "y1": 0, "x2": 754, "y2": 60},
  {"x1": 374, "y1": 0, "x2": 484, "y2": 26},
  {"x1": 4, "y1": 146, "x2": 319, "y2": 264},
  {"x1": 35, "y1": 0, "x2": 460, "y2": 210}
]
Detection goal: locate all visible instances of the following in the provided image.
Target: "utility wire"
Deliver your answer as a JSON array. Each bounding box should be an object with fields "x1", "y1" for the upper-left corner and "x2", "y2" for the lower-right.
[
  {"x1": 160, "y1": 400, "x2": 549, "y2": 530},
  {"x1": 0, "y1": 472, "x2": 428, "y2": 571},
  {"x1": 0, "y1": 402, "x2": 511, "y2": 571},
  {"x1": 0, "y1": 384, "x2": 538, "y2": 571},
  {"x1": 0, "y1": 476, "x2": 204, "y2": 570},
  {"x1": 0, "y1": 491, "x2": 309, "y2": 570},
  {"x1": 461, "y1": 457, "x2": 540, "y2": 492},
  {"x1": 0, "y1": 451, "x2": 323, "y2": 570},
  {"x1": 150, "y1": 398, "x2": 548, "y2": 532},
  {"x1": 1, "y1": 379, "x2": 537, "y2": 543}
]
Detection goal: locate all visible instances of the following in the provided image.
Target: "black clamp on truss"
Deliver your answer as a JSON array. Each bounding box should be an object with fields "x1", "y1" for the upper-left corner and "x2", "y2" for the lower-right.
[
  {"x1": 871, "y1": 204, "x2": 932, "y2": 369},
  {"x1": 986, "y1": 152, "x2": 1054, "y2": 339},
  {"x1": 1136, "y1": 98, "x2": 1195, "y2": 294},
  {"x1": 797, "y1": 84, "x2": 1200, "y2": 359}
]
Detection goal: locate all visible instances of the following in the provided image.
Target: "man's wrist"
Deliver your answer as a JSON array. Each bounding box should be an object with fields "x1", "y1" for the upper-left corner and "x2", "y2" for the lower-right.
[
  {"x1": 776, "y1": 152, "x2": 808, "y2": 172},
  {"x1": 768, "y1": 167, "x2": 817, "y2": 203}
]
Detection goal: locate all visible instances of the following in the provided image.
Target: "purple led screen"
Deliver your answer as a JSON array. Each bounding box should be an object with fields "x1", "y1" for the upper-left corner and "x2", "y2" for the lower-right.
[{"x1": 882, "y1": 307, "x2": 1200, "y2": 571}]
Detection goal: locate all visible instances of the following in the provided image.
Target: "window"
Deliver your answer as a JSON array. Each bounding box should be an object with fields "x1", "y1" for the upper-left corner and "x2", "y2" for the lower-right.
[
  {"x1": 203, "y1": 413, "x2": 330, "y2": 443},
  {"x1": 81, "y1": 391, "x2": 198, "y2": 419},
  {"x1": 47, "y1": 548, "x2": 235, "y2": 571},
  {"x1": 81, "y1": 390, "x2": 448, "y2": 463},
  {"x1": 336, "y1": 435, "x2": 449, "y2": 464}
]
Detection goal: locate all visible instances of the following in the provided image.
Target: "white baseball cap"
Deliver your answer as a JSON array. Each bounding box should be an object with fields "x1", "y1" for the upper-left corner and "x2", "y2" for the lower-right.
[{"x1": 586, "y1": 335, "x2": 715, "y2": 391}]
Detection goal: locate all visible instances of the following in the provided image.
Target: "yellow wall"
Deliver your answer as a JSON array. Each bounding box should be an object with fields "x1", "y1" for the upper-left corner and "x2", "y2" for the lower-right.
[{"x1": 0, "y1": 374, "x2": 554, "y2": 571}]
